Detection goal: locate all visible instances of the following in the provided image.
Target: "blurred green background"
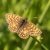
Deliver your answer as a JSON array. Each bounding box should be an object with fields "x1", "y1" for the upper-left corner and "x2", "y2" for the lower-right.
[{"x1": 0, "y1": 0, "x2": 50, "y2": 50}]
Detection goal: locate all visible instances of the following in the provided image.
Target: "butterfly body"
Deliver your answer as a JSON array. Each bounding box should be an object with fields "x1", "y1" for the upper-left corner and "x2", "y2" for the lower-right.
[{"x1": 5, "y1": 13, "x2": 42, "y2": 39}]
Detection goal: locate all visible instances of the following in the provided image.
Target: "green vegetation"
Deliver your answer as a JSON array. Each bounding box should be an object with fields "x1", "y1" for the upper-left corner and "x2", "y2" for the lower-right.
[{"x1": 0, "y1": 0, "x2": 50, "y2": 50}]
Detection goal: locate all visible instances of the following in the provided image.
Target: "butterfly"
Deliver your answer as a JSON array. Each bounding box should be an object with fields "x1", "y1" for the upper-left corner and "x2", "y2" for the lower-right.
[{"x1": 5, "y1": 13, "x2": 42, "y2": 39}]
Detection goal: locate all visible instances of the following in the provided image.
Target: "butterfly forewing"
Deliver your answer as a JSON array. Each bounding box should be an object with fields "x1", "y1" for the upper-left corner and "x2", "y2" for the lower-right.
[
  {"x1": 5, "y1": 13, "x2": 23, "y2": 32},
  {"x1": 27, "y1": 22, "x2": 42, "y2": 37}
]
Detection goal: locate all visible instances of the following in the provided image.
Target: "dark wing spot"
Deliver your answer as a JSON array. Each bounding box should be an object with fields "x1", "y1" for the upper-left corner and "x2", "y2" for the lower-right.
[{"x1": 19, "y1": 19, "x2": 27, "y2": 27}]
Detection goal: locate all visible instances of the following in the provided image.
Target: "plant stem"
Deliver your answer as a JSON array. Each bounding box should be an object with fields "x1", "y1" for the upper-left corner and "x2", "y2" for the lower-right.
[
  {"x1": 41, "y1": 44, "x2": 48, "y2": 50},
  {"x1": 38, "y1": 0, "x2": 50, "y2": 24},
  {"x1": 23, "y1": 0, "x2": 50, "y2": 50},
  {"x1": 23, "y1": 37, "x2": 33, "y2": 50}
]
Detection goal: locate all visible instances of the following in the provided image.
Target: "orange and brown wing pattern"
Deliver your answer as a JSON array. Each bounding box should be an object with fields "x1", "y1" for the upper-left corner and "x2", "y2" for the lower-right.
[
  {"x1": 5, "y1": 13, "x2": 42, "y2": 39},
  {"x1": 5, "y1": 13, "x2": 23, "y2": 32},
  {"x1": 27, "y1": 22, "x2": 42, "y2": 37},
  {"x1": 18, "y1": 23, "x2": 30, "y2": 39},
  {"x1": 18, "y1": 21, "x2": 42, "y2": 39}
]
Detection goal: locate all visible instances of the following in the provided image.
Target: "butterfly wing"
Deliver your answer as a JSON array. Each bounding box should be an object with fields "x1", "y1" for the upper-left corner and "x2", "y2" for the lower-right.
[
  {"x1": 27, "y1": 22, "x2": 42, "y2": 37},
  {"x1": 18, "y1": 21, "x2": 42, "y2": 39},
  {"x1": 5, "y1": 13, "x2": 23, "y2": 32},
  {"x1": 18, "y1": 23, "x2": 29, "y2": 39}
]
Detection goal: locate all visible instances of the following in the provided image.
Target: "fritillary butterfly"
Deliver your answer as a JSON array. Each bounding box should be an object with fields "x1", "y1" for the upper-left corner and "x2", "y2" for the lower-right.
[{"x1": 5, "y1": 13, "x2": 42, "y2": 39}]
